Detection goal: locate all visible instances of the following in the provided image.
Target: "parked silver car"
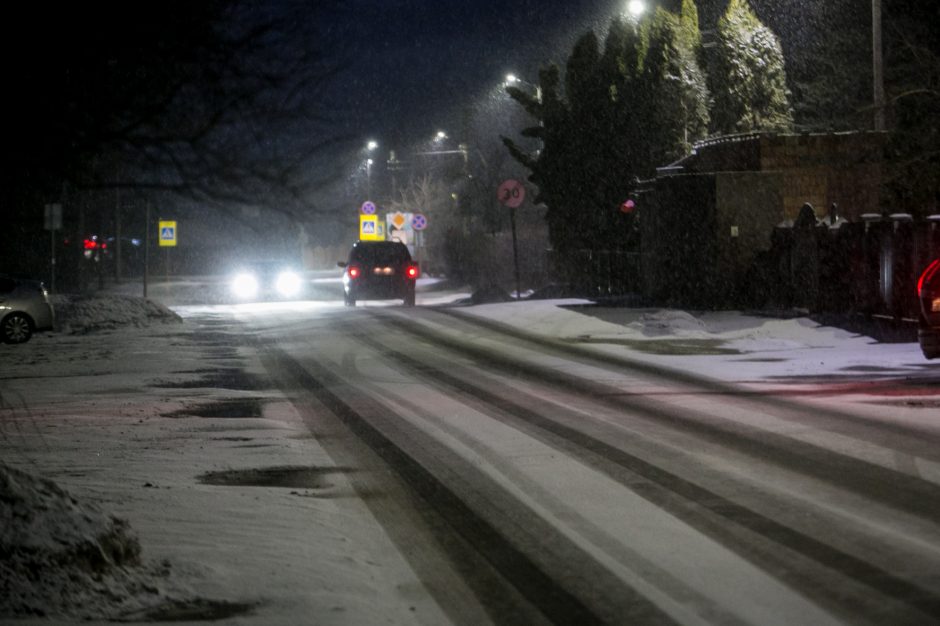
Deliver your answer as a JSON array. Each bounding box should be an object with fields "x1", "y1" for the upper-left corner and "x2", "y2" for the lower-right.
[{"x1": 0, "y1": 274, "x2": 55, "y2": 344}]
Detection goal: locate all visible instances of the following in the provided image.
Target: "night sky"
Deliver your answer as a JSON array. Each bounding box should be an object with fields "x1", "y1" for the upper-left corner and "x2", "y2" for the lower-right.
[
  {"x1": 324, "y1": 0, "x2": 862, "y2": 150},
  {"x1": 327, "y1": 0, "x2": 646, "y2": 147}
]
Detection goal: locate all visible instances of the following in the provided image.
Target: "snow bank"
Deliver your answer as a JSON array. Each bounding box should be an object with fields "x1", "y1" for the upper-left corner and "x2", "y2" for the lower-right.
[
  {"x1": 51, "y1": 294, "x2": 182, "y2": 334},
  {"x1": 1, "y1": 462, "x2": 145, "y2": 618},
  {"x1": 0, "y1": 462, "x2": 247, "y2": 621}
]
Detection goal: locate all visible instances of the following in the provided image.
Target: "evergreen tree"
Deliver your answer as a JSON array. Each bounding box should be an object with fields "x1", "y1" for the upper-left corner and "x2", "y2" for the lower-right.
[
  {"x1": 640, "y1": 7, "x2": 709, "y2": 165},
  {"x1": 706, "y1": 0, "x2": 793, "y2": 134},
  {"x1": 678, "y1": 0, "x2": 711, "y2": 147},
  {"x1": 502, "y1": 3, "x2": 711, "y2": 275}
]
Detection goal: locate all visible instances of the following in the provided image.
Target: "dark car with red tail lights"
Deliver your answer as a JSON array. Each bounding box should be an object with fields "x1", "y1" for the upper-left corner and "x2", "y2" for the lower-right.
[{"x1": 338, "y1": 241, "x2": 418, "y2": 307}]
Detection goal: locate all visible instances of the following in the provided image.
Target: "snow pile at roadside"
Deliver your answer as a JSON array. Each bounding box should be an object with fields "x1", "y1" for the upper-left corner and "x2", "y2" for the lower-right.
[
  {"x1": 628, "y1": 309, "x2": 708, "y2": 335},
  {"x1": 463, "y1": 300, "x2": 928, "y2": 383},
  {"x1": 0, "y1": 462, "x2": 247, "y2": 622},
  {"x1": 52, "y1": 294, "x2": 182, "y2": 334},
  {"x1": 1, "y1": 462, "x2": 150, "y2": 619}
]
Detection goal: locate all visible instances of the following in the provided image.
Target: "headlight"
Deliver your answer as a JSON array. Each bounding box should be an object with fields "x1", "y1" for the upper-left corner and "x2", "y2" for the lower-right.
[
  {"x1": 276, "y1": 271, "x2": 302, "y2": 297},
  {"x1": 231, "y1": 272, "x2": 259, "y2": 299}
]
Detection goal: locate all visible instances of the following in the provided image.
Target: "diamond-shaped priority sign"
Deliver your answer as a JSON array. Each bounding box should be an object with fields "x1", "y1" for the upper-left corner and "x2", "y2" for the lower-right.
[
  {"x1": 411, "y1": 213, "x2": 428, "y2": 231},
  {"x1": 498, "y1": 179, "x2": 525, "y2": 208},
  {"x1": 391, "y1": 212, "x2": 407, "y2": 229}
]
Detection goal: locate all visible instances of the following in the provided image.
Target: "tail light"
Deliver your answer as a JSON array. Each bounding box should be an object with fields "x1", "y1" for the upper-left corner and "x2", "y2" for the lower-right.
[
  {"x1": 347, "y1": 265, "x2": 361, "y2": 279},
  {"x1": 918, "y1": 259, "x2": 940, "y2": 297},
  {"x1": 919, "y1": 259, "x2": 940, "y2": 313},
  {"x1": 406, "y1": 264, "x2": 419, "y2": 280}
]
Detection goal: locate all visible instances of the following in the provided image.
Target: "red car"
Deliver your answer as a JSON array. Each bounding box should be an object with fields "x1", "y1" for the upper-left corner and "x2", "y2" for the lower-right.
[{"x1": 917, "y1": 258, "x2": 940, "y2": 359}]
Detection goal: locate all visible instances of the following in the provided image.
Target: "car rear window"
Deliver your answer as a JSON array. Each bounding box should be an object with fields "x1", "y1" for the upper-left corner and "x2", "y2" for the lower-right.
[{"x1": 351, "y1": 243, "x2": 410, "y2": 265}]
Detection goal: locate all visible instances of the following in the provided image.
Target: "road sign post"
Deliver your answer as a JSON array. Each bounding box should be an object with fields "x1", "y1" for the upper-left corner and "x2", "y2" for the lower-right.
[
  {"x1": 411, "y1": 213, "x2": 428, "y2": 269},
  {"x1": 144, "y1": 203, "x2": 150, "y2": 298},
  {"x1": 158, "y1": 220, "x2": 177, "y2": 291},
  {"x1": 43, "y1": 203, "x2": 62, "y2": 294},
  {"x1": 498, "y1": 180, "x2": 526, "y2": 299}
]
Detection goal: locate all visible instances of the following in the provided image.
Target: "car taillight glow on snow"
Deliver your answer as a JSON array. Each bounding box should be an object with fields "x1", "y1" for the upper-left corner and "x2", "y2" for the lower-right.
[
  {"x1": 406, "y1": 265, "x2": 419, "y2": 279},
  {"x1": 348, "y1": 265, "x2": 361, "y2": 279}
]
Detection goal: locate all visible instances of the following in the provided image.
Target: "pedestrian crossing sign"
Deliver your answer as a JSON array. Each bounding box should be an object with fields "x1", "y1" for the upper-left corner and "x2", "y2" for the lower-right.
[
  {"x1": 158, "y1": 220, "x2": 177, "y2": 247},
  {"x1": 359, "y1": 214, "x2": 384, "y2": 241}
]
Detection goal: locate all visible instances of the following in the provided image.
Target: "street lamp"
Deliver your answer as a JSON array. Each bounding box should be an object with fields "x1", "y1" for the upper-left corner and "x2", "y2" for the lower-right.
[
  {"x1": 626, "y1": 0, "x2": 645, "y2": 19},
  {"x1": 434, "y1": 130, "x2": 448, "y2": 142},
  {"x1": 505, "y1": 73, "x2": 542, "y2": 103},
  {"x1": 362, "y1": 140, "x2": 378, "y2": 199}
]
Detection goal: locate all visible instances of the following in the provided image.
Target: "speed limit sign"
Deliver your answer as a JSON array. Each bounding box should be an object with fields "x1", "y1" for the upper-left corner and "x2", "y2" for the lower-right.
[{"x1": 497, "y1": 179, "x2": 526, "y2": 208}]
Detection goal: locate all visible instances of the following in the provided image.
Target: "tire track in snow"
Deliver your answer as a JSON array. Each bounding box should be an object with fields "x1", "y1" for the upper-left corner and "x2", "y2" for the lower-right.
[
  {"x1": 375, "y1": 310, "x2": 940, "y2": 523},
  {"x1": 359, "y1": 310, "x2": 940, "y2": 623},
  {"x1": 258, "y1": 338, "x2": 675, "y2": 626},
  {"x1": 428, "y1": 307, "x2": 940, "y2": 457}
]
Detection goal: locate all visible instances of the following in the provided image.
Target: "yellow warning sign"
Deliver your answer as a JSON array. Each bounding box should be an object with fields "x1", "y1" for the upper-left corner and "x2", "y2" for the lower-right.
[
  {"x1": 359, "y1": 214, "x2": 385, "y2": 241},
  {"x1": 158, "y1": 220, "x2": 177, "y2": 247}
]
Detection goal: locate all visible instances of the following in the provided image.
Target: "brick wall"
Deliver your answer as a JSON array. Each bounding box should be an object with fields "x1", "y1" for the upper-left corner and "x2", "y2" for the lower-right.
[{"x1": 643, "y1": 131, "x2": 888, "y2": 307}]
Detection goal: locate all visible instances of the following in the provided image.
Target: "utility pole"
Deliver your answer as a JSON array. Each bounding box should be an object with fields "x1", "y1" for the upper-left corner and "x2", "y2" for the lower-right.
[
  {"x1": 114, "y1": 189, "x2": 122, "y2": 284},
  {"x1": 144, "y1": 202, "x2": 150, "y2": 299},
  {"x1": 872, "y1": 0, "x2": 885, "y2": 131}
]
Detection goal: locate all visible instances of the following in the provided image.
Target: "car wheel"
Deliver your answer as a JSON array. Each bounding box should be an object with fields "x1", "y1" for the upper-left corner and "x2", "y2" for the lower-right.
[
  {"x1": 345, "y1": 292, "x2": 357, "y2": 307},
  {"x1": 2, "y1": 312, "x2": 33, "y2": 344},
  {"x1": 919, "y1": 328, "x2": 940, "y2": 359},
  {"x1": 404, "y1": 289, "x2": 416, "y2": 307}
]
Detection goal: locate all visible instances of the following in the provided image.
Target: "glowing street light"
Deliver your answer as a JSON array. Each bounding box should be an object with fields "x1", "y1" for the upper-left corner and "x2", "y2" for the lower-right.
[
  {"x1": 366, "y1": 140, "x2": 378, "y2": 151},
  {"x1": 626, "y1": 0, "x2": 645, "y2": 18},
  {"x1": 504, "y1": 72, "x2": 542, "y2": 103},
  {"x1": 434, "y1": 130, "x2": 448, "y2": 141}
]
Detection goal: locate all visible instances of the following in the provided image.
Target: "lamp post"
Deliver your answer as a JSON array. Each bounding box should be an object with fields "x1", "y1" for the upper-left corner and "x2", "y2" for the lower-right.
[
  {"x1": 365, "y1": 140, "x2": 378, "y2": 199},
  {"x1": 872, "y1": 0, "x2": 885, "y2": 131}
]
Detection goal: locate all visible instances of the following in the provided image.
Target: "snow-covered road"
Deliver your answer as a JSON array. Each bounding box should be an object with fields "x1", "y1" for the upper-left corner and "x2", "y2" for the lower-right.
[
  {"x1": 237, "y1": 303, "x2": 940, "y2": 624},
  {"x1": 3, "y1": 295, "x2": 940, "y2": 624}
]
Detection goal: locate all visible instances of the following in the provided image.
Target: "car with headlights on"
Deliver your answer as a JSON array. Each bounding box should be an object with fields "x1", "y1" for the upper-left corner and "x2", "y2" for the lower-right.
[
  {"x1": 0, "y1": 273, "x2": 55, "y2": 344},
  {"x1": 229, "y1": 261, "x2": 306, "y2": 302},
  {"x1": 917, "y1": 258, "x2": 940, "y2": 359},
  {"x1": 338, "y1": 241, "x2": 418, "y2": 306}
]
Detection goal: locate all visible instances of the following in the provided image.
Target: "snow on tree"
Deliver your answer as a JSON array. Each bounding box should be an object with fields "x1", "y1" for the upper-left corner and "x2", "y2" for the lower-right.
[
  {"x1": 706, "y1": 0, "x2": 793, "y2": 135},
  {"x1": 502, "y1": 3, "x2": 713, "y2": 283}
]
